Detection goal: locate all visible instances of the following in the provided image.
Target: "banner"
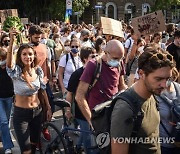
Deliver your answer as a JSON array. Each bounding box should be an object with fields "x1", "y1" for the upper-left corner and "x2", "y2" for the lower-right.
[
  {"x1": 131, "y1": 10, "x2": 166, "y2": 36},
  {"x1": 101, "y1": 17, "x2": 124, "y2": 38}
]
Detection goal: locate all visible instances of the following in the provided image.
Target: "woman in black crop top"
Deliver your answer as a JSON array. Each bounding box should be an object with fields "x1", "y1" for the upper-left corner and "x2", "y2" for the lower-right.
[
  {"x1": 6, "y1": 28, "x2": 52, "y2": 154},
  {"x1": 0, "y1": 48, "x2": 14, "y2": 154}
]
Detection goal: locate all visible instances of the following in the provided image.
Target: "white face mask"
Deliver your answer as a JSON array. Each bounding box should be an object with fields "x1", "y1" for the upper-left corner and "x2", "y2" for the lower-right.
[
  {"x1": 0, "y1": 60, "x2": 6, "y2": 66},
  {"x1": 41, "y1": 38, "x2": 47, "y2": 44},
  {"x1": 138, "y1": 46, "x2": 144, "y2": 54},
  {"x1": 100, "y1": 44, "x2": 106, "y2": 51},
  {"x1": 55, "y1": 38, "x2": 60, "y2": 43},
  {"x1": 64, "y1": 46, "x2": 71, "y2": 52}
]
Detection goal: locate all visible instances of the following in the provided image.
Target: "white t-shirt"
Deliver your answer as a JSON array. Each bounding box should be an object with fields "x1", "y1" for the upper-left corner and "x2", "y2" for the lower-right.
[
  {"x1": 59, "y1": 53, "x2": 83, "y2": 88},
  {"x1": 124, "y1": 37, "x2": 134, "y2": 55}
]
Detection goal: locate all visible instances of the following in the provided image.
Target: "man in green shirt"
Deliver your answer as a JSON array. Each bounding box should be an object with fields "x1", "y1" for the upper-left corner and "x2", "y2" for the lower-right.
[{"x1": 111, "y1": 46, "x2": 175, "y2": 154}]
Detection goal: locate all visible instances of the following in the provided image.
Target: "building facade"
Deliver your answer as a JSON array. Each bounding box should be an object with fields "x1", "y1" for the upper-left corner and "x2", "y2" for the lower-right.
[{"x1": 82, "y1": 0, "x2": 179, "y2": 24}]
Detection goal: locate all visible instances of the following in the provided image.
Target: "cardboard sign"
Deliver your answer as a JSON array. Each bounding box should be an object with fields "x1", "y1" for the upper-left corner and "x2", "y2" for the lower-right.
[
  {"x1": 131, "y1": 10, "x2": 166, "y2": 36},
  {"x1": 101, "y1": 17, "x2": 124, "y2": 38},
  {"x1": 21, "y1": 18, "x2": 29, "y2": 25}
]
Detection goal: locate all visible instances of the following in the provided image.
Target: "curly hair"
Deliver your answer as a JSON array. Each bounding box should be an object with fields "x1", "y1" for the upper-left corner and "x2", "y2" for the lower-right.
[{"x1": 138, "y1": 46, "x2": 175, "y2": 75}]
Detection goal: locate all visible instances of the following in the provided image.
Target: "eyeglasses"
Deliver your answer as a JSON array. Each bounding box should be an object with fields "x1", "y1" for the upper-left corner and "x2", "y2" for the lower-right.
[
  {"x1": 71, "y1": 46, "x2": 79, "y2": 48},
  {"x1": 149, "y1": 53, "x2": 173, "y2": 62}
]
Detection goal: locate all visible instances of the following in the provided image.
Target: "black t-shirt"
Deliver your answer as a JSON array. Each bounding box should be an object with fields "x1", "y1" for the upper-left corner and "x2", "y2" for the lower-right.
[
  {"x1": 67, "y1": 67, "x2": 86, "y2": 121},
  {"x1": 167, "y1": 43, "x2": 180, "y2": 71},
  {"x1": 0, "y1": 67, "x2": 14, "y2": 98}
]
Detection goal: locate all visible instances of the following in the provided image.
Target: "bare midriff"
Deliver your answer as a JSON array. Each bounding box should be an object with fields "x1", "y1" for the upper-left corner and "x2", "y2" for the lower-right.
[{"x1": 15, "y1": 94, "x2": 40, "y2": 108}]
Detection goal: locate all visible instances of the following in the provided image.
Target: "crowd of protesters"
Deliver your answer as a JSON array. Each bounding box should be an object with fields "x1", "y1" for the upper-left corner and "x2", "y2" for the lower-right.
[{"x1": 0, "y1": 19, "x2": 180, "y2": 154}]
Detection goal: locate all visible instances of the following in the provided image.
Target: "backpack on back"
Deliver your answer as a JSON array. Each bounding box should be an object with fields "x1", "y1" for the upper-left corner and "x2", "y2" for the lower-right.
[
  {"x1": 91, "y1": 89, "x2": 144, "y2": 154},
  {"x1": 156, "y1": 82, "x2": 180, "y2": 146}
]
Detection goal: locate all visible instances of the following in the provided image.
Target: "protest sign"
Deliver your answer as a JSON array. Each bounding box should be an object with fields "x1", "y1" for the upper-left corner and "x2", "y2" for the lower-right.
[
  {"x1": 131, "y1": 10, "x2": 166, "y2": 36},
  {"x1": 21, "y1": 18, "x2": 29, "y2": 25},
  {"x1": 101, "y1": 17, "x2": 124, "y2": 38}
]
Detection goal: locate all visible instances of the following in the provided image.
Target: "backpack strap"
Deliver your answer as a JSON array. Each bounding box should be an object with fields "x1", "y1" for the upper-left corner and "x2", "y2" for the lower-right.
[
  {"x1": 114, "y1": 91, "x2": 144, "y2": 137},
  {"x1": 65, "y1": 53, "x2": 69, "y2": 66},
  {"x1": 173, "y1": 82, "x2": 180, "y2": 98},
  {"x1": 69, "y1": 52, "x2": 77, "y2": 70},
  {"x1": 88, "y1": 57, "x2": 102, "y2": 92}
]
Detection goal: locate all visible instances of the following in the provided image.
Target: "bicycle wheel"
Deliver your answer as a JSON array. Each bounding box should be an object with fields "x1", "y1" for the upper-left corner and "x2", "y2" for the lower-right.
[{"x1": 40, "y1": 122, "x2": 68, "y2": 154}]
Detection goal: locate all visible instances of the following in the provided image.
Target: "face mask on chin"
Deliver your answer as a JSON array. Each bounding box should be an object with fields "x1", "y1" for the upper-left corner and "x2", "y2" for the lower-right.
[{"x1": 0, "y1": 60, "x2": 6, "y2": 66}]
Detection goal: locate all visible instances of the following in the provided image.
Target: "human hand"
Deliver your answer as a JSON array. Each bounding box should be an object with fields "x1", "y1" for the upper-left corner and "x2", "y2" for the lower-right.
[{"x1": 46, "y1": 107, "x2": 52, "y2": 122}]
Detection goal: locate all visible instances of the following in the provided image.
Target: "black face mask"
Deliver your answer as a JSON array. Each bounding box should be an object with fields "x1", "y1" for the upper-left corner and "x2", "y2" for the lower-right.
[
  {"x1": 3, "y1": 40, "x2": 9, "y2": 47},
  {"x1": 83, "y1": 38, "x2": 89, "y2": 42}
]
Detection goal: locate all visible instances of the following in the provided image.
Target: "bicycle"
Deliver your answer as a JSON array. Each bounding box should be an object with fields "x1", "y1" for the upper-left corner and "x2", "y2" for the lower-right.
[{"x1": 39, "y1": 98, "x2": 97, "y2": 154}]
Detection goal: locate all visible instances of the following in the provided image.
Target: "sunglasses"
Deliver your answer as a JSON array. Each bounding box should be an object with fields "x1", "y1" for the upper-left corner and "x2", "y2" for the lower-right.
[
  {"x1": 90, "y1": 54, "x2": 98, "y2": 58},
  {"x1": 149, "y1": 53, "x2": 173, "y2": 62},
  {"x1": 71, "y1": 46, "x2": 79, "y2": 48}
]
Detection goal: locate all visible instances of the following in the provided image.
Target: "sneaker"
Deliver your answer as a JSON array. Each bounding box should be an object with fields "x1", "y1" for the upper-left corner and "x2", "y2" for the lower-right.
[
  {"x1": 36, "y1": 143, "x2": 41, "y2": 151},
  {"x1": 5, "y1": 149, "x2": 12, "y2": 154},
  {"x1": 42, "y1": 128, "x2": 51, "y2": 141},
  {"x1": 51, "y1": 117, "x2": 56, "y2": 122}
]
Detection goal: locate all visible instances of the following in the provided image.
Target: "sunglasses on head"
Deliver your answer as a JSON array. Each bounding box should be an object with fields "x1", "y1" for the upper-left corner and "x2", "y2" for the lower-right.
[{"x1": 149, "y1": 53, "x2": 173, "y2": 62}]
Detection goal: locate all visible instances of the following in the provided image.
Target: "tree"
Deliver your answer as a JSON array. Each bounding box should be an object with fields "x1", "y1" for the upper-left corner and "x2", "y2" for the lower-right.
[
  {"x1": 153, "y1": 0, "x2": 180, "y2": 10},
  {"x1": 73, "y1": 0, "x2": 90, "y2": 16}
]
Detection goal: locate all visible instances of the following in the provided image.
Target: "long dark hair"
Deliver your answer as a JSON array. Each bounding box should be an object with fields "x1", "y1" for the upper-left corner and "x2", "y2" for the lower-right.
[{"x1": 16, "y1": 43, "x2": 38, "y2": 69}]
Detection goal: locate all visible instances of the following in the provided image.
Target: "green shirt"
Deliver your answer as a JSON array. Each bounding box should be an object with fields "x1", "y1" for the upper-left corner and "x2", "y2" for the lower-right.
[{"x1": 111, "y1": 87, "x2": 160, "y2": 154}]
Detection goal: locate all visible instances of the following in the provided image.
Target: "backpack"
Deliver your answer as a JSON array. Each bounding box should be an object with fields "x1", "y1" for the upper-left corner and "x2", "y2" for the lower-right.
[
  {"x1": 88, "y1": 57, "x2": 121, "y2": 92},
  {"x1": 91, "y1": 89, "x2": 144, "y2": 154},
  {"x1": 156, "y1": 82, "x2": 180, "y2": 145}
]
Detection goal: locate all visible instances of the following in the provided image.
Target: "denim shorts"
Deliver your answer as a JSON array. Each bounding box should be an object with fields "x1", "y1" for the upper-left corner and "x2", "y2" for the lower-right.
[{"x1": 13, "y1": 105, "x2": 43, "y2": 152}]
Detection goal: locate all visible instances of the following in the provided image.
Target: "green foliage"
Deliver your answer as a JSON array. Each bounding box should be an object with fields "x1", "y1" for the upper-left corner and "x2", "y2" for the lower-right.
[
  {"x1": 48, "y1": 0, "x2": 66, "y2": 20},
  {"x1": 73, "y1": 0, "x2": 90, "y2": 16},
  {"x1": 153, "y1": 0, "x2": 180, "y2": 10},
  {"x1": 3, "y1": 16, "x2": 23, "y2": 32}
]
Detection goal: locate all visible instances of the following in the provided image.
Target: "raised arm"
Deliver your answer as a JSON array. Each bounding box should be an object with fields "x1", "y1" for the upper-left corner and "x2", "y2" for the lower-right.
[{"x1": 6, "y1": 28, "x2": 16, "y2": 68}]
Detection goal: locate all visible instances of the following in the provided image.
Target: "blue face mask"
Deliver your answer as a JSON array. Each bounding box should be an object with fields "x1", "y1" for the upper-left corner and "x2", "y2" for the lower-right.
[
  {"x1": 0, "y1": 60, "x2": 6, "y2": 66},
  {"x1": 71, "y1": 48, "x2": 79, "y2": 54},
  {"x1": 107, "y1": 59, "x2": 120, "y2": 67}
]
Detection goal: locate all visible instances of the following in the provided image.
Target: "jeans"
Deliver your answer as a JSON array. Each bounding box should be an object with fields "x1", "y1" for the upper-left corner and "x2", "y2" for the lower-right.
[
  {"x1": 46, "y1": 82, "x2": 55, "y2": 113},
  {"x1": 0, "y1": 97, "x2": 14, "y2": 150},
  {"x1": 76, "y1": 119, "x2": 99, "y2": 154},
  {"x1": 13, "y1": 105, "x2": 42, "y2": 153}
]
